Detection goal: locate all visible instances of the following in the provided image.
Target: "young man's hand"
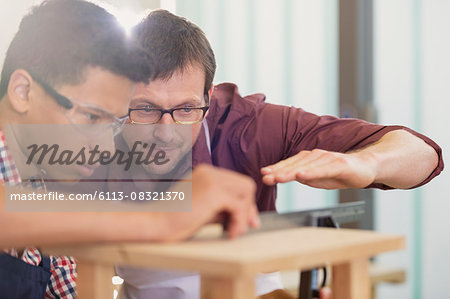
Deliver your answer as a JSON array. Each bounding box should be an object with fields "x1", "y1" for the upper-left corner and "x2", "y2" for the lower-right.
[
  {"x1": 261, "y1": 149, "x2": 377, "y2": 189},
  {"x1": 161, "y1": 164, "x2": 260, "y2": 241}
]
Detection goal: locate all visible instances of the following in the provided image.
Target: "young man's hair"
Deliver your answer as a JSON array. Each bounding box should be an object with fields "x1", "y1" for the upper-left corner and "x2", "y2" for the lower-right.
[
  {"x1": 0, "y1": 0, "x2": 153, "y2": 99},
  {"x1": 132, "y1": 10, "x2": 216, "y2": 96}
]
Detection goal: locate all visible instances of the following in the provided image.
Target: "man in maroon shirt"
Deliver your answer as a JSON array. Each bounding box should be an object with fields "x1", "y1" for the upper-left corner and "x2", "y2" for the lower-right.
[{"x1": 116, "y1": 9, "x2": 444, "y2": 299}]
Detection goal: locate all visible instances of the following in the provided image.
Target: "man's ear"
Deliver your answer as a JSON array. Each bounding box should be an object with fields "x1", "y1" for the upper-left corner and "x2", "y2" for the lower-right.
[
  {"x1": 208, "y1": 83, "x2": 214, "y2": 101},
  {"x1": 205, "y1": 84, "x2": 214, "y2": 118},
  {"x1": 7, "y1": 69, "x2": 33, "y2": 114}
]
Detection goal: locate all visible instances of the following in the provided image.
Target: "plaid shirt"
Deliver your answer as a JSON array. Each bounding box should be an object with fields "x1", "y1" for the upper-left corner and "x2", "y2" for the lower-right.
[{"x1": 0, "y1": 130, "x2": 78, "y2": 298}]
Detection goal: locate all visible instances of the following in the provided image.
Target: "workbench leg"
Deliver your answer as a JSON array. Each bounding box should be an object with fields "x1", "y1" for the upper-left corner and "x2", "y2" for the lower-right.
[
  {"x1": 76, "y1": 261, "x2": 115, "y2": 299},
  {"x1": 332, "y1": 258, "x2": 370, "y2": 299},
  {"x1": 201, "y1": 275, "x2": 255, "y2": 299}
]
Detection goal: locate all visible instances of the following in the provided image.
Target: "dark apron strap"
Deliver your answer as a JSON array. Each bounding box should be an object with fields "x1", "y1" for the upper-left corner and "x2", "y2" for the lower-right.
[
  {"x1": 40, "y1": 255, "x2": 51, "y2": 273},
  {"x1": 0, "y1": 253, "x2": 52, "y2": 299}
]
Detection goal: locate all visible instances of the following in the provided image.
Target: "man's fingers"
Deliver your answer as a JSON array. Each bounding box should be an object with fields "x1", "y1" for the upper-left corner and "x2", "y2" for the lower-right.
[
  {"x1": 262, "y1": 150, "x2": 336, "y2": 185},
  {"x1": 225, "y1": 202, "x2": 248, "y2": 238},
  {"x1": 277, "y1": 153, "x2": 338, "y2": 181},
  {"x1": 285, "y1": 149, "x2": 332, "y2": 170},
  {"x1": 296, "y1": 152, "x2": 344, "y2": 172},
  {"x1": 297, "y1": 177, "x2": 347, "y2": 189},
  {"x1": 225, "y1": 185, "x2": 259, "y2": 237},
  {"x1": 199, "y1": 165, "x2": 258, "y2": 238},
  {"x1": 261, "y1": 153, "x2": 301, "y2": 173},
  {"x1": 262, "y1": 154, "x2": 307, "y2": 185},
  {"x1": 261, "y1": 150, "x2": 316, "y2": 174},
  {"x1": 248, "y1": 202, "x2": 260, "y2": 229},
  {"x1": 191, "y1": 165, "x2": 259, "y2": 239},
  {"x1": 296, "y1": 158, "x2": 348, "y2": 181}
]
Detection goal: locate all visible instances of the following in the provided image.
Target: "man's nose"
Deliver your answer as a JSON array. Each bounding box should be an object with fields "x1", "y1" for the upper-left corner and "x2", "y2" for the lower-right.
[
  {"x1": 153, "y1": 113, "x2": 176, "y2": 143},
  {"x1": 158, "y1": 112, "x2": 176, "y2": 125}
]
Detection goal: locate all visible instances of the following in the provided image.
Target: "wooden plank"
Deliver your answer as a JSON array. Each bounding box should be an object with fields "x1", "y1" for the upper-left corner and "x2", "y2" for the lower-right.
[
  {"x1": 332, "y1": 259, "x2": 370, "y2": 299},
  {"x1": 44, "y1": 227, "x2": 404, "y2": 277}
]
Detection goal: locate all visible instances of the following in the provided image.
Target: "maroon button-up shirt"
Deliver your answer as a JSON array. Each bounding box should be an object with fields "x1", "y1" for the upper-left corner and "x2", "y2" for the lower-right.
[
  {"x1": 192, "y1": 83, "x2": 443, "y2": 211},
  {"x1": 75, "y1": 82, "x2": 443, "y2": 212}
]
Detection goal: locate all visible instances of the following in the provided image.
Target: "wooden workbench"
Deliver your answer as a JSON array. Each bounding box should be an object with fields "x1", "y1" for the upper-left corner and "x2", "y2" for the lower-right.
[{"x1": 44, "y1": 226, "x2": 404, "y2": 299}]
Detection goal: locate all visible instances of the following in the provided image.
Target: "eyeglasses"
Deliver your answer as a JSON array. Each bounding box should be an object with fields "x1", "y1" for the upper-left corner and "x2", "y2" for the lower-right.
[
  {"x1": 128, "y1": 94, "x2": 209, "y2": 125},
  {"x1": 31, "y1": 74, "x2": 129, "y2": 136}
]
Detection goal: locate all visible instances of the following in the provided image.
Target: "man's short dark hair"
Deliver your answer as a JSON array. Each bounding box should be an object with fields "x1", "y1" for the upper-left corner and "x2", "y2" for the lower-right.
[
  {"x1": 0, "y1": 0, "x2": 153, "y2": 99},
  {"x1": 132, "y1": 10, "x2": 216, "y2": 96}
]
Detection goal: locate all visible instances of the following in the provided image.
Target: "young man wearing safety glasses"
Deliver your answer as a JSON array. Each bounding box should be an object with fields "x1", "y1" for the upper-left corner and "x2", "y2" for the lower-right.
[{"x1": 0, "y1": 1, "x2": 259, "y2": 298}]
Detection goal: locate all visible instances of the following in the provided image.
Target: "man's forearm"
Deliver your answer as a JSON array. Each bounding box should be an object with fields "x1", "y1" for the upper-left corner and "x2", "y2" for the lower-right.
[
  {"x1": 0, "y1": 185, "x2": 170, "y2": 248},
  {"x1": 350, "y1": 129, "x2": 439, "y2": 189},
  {"x1": 0, "y1": 210, "x2": 172, "y2": 248},
  {"x1": 0, "y1": 164, "x2": 260, "y2": 248}
]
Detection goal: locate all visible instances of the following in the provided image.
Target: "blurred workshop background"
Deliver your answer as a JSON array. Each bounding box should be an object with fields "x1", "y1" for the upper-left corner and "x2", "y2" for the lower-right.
[{"x1": 1, "y1": 0, "x2": 448, "y2": 298}]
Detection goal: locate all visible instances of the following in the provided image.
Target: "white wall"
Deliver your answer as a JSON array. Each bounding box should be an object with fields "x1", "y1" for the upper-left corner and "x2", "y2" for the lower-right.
[
  {"x1": 375, "y1": 0, "x2": 449, "y2": 298},
  {"x1": 421, "y1": 0, "x2": 450, "y2": 297},
  {"x1": 0, "y1": 0, "x2": 38, "y2": 70}
]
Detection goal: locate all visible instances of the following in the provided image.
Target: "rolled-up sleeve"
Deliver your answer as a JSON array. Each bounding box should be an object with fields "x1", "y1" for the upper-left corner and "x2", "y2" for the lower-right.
[{"x1": 239, "y1": 102, "x2": 443, "y2": 190}]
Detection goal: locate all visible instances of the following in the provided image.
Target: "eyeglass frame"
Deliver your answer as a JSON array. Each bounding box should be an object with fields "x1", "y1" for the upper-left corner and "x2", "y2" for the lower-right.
[
  {"x1": 30, "y1": 73, "x2": 129, "y2": 136},
  {"x1": 128, "y1": 94, "x2": 210, "y2": 125}
]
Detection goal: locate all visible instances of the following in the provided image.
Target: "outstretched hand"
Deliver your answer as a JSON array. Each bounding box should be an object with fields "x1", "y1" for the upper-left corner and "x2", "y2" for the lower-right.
[{"x1": 261, "y1": 149, "x2": 377, "y2": 189}]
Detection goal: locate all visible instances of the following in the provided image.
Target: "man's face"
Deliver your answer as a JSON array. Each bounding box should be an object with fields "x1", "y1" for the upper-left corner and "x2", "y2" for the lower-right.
[
  {"x1": 123, "y1": 64, "x2": 208, "y2": 176},
  {"x1": 14, "y1": 67, "x2": 134, "y2": 180}
]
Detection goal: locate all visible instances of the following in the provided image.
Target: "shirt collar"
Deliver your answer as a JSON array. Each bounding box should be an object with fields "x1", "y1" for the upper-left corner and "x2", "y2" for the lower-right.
[
  {"x1": 0, "y1": 129, "x2": 45, "y2": 190},
  {"x1": 0, "y1": 129, "x2": 21, "y2": 185}
]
